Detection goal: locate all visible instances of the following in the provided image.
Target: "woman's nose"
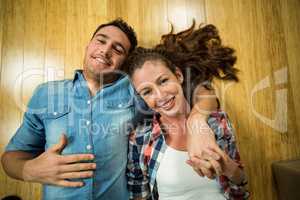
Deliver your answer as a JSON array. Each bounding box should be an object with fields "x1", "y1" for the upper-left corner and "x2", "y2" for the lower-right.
[{"x1": 153, "y1": 87, "x2": 168, "y2": 100}]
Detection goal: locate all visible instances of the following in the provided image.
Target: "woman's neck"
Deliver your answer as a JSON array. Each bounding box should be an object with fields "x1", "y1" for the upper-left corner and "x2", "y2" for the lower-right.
[{"x1": 160, "y1": 114, "x2": 189, "y2": 151}]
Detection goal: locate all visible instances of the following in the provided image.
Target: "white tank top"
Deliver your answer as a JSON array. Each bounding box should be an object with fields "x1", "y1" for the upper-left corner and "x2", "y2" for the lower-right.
[{"x1": 156, "y1": 145, "x2": 226, "y2": 200}]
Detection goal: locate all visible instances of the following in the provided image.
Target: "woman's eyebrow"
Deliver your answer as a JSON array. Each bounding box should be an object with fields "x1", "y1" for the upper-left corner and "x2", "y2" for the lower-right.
[
  {"x1": 138, "y1": 87, "x2": 149, "y2": 94},
  {"x1": 155, "y1": 74, "x2": 165, "y2": 84}
]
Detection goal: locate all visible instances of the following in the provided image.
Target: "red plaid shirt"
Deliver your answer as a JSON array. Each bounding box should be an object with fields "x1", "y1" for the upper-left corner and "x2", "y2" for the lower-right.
[{"x1": 127, "y1": 111, "x2": 249, "y2": 199}]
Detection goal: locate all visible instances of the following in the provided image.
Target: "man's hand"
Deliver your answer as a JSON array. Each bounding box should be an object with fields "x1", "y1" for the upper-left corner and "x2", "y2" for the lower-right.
[{"x1": 22, "y1": 134, "x2": 96, "y2": 187}]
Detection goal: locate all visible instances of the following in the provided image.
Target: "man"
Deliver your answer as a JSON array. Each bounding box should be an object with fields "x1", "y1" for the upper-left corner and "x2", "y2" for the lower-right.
[{"x1": 1, "y1": 19, "x2": 218, "y2": 200}]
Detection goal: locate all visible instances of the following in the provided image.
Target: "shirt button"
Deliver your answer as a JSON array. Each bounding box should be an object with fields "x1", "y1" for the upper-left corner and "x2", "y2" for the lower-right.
[
  {"x1": 86, "y1": 120, "x2": 90, "y2": 125},
  {"x1": 87, "y1": 100, "x2": 91, "y2": 105},
  {"x1": 53, "y1": 112, "x2": 57, "y2": 116},
  {"x1": 86, "y1": 145, "x2": 92, "y2": 150}
]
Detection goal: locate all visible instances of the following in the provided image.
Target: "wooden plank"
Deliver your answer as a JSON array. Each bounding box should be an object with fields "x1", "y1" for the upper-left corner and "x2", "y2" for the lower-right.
[
  {"x1": 0, "y1": 0, "x2": 25, "y2": 198},
  {"x1": 0, "y1": 0, "x2": 4, "y2": 85},
  {"x1": 280, "y1": 0, "x2": 300, "y2": 154},
  {"x1": 64, "y1": 0, "x2": 89, "y2": 78},
  {"x1": 205, "y1": 0, "x2": 300, "y2": 199},
  {"x1": 44, "y1": 0, "x2": 67, "y2": 81},
  {"x1": 20, "y1": 0, "x2": 46, "y2": 198},
  {"x1": 22, "y1": 0, "x2": 46, "y2": 112}
]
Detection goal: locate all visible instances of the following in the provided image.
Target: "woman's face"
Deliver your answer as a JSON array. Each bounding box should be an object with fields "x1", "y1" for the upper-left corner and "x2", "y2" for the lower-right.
[{"x1": 132, "y1": 60, "x2": 187, "y2": 117}]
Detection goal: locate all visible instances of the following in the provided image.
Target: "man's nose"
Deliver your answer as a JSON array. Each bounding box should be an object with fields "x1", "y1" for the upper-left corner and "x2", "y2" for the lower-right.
[{"x1": 101, "y1": 44, "x2": 112, "y2": 58}]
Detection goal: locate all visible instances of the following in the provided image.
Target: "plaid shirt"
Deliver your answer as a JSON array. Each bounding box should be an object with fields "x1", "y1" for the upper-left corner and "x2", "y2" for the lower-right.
[{"x1": 127, "y1": 111, "x2": 249, "y2": 200}]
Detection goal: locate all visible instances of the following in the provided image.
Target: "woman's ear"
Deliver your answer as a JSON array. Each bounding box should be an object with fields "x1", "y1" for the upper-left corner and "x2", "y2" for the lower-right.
[{"x1": 175, "y1": 67, "x2": 184, "y2": 83}]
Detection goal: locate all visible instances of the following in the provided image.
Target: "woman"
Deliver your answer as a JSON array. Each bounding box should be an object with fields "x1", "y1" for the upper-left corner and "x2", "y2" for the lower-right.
[{"x1": 124, "y1": 23, "x2": 249, "y2": 200}]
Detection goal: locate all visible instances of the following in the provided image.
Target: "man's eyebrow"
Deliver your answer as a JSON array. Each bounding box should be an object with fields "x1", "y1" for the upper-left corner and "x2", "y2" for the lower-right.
[
  {"x1": 95, "y1": 33, "x2": 109, "y2": 39},
  {"x1": 94, "y1": 33, "x2": 127, "y2": 54}
]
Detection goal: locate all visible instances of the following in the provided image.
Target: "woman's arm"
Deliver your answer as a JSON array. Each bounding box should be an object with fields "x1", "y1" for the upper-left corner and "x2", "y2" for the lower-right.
[
  {"x1": 188, "y1": 111, "x2": 249, "y2": 199},
  {"x1": 208, "y1": 111, "x2": 249, "y2": 199},
  {"x1": 127, "y1": 131, "x2": 151, "y2": 200}
]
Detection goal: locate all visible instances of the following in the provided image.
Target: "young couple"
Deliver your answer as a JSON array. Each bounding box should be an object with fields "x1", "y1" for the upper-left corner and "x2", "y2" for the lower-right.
[{"x1": 2, "y1": 19, "x2": 248, "y2": 199}]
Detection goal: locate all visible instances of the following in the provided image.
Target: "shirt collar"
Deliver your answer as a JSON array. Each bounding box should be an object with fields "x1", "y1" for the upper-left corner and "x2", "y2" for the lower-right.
[{"x1": 72, "y1": 69, "x2": 90, "y2": 98}]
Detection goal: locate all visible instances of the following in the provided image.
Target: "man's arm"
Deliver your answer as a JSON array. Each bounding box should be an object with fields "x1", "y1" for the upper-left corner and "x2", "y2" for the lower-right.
[
  {"x1": 186, "y1": 85, "x2": 222, "y2": 177},
  {"x1": 1, "y1": 151, "x2": 35, "y2": 181},
  {"x1": 1, "y1": 134, "x2": 96, "y2": 187}
]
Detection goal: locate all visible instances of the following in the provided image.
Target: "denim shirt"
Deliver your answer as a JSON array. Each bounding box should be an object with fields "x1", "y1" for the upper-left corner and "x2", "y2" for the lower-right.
[{"x1": 6, "y1": 70, "x2": 145, "y2": 200}]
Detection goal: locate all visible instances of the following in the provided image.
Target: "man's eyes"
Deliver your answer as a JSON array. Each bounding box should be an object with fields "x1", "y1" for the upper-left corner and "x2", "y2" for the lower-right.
[
  {"x1": 113, "y1": 45, "x2": 125, "y2": 54},
  {"x1": 97, "y1": 39, "x2": 105, "y2": 44},
  {"x1": 95, "y1": 39, "x2": 125, "y2": 55}
]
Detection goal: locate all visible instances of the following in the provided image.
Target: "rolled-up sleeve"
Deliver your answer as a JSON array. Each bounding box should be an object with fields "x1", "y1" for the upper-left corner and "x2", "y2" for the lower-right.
[
  {"x1": 5, "y1": 84, "x2": 47, "y2": 154},
  {"x1": 208, "y1": 111, "x2": 250, "y2": 200},
  {"x1": 127, "y1": 132, "x2": 151, "y2": 199}
]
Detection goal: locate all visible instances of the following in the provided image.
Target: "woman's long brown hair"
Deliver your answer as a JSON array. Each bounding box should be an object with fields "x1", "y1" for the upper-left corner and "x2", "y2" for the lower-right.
[{"x1": 123, "y1": 20, "x2": 239, "y2": 103}]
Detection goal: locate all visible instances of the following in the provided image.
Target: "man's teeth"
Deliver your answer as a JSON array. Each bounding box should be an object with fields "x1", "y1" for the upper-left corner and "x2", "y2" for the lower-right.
[{"x1": 95, "y1": 57, "x2": 109, "y2": 65}]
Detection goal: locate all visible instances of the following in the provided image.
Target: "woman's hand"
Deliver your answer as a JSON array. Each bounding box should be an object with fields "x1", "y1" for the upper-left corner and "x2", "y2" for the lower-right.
[
  {"x1": 186, "y1": 114, "x2": 227, "y2": 178},
  {"x1": 187, "y1": 147, "x2": 244, "y2": 184}
]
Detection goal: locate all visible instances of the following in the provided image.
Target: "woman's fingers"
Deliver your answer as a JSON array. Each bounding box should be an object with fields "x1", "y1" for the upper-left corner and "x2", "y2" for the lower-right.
[
  {"x1": 202, "y1": 148, "x2": 221, "y2": 161},
  {"x1": 187, "y1": 160, "x2": 204, "y2": 177},
  {"x1": 187, "y1": 157, "x2": 216, "y2": 178}
]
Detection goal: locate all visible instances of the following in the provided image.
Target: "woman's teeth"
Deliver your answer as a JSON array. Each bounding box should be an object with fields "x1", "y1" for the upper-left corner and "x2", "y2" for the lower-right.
[{"x1": 159, "y1": 97, "x2": 175, "y2": 110}]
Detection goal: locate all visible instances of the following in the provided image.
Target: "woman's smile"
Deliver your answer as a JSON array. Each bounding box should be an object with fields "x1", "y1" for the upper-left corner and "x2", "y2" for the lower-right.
[{"x1": 156, "y1": 96, "x2": 176, "y2": 111}]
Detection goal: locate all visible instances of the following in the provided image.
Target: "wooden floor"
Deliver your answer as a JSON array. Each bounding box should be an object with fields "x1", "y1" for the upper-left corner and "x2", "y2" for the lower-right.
[{"x1": 0, "y1": 0, "x2": 299, "y2": 199}]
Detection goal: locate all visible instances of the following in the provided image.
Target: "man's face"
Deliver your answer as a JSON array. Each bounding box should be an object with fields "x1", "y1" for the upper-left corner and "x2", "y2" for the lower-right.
[{"x1": 83, "y1": 25, "x2": 131, "y2": 80}]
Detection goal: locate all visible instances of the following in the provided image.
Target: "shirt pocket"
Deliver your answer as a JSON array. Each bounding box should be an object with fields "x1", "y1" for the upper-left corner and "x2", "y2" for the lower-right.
[
  {"x1": 41, "y1": 106, "x2": 73, "y2": 152},
  {"x1": 104, "y1": 97, "x2": 134, "y2": 111}
]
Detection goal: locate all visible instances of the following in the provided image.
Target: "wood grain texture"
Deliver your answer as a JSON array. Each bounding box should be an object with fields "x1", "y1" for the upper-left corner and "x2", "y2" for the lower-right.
[
  {"x1": 0, "y1": 0, "x2": 3, "y2": 86},
  {"x1": 0, "y1": 0, "x2": 299, "y2": 199}
]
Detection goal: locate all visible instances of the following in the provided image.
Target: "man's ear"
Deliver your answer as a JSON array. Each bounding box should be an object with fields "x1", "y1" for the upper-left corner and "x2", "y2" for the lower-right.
[{"x1": 175, "y1": 67, "x2": 184, "y2": 83}]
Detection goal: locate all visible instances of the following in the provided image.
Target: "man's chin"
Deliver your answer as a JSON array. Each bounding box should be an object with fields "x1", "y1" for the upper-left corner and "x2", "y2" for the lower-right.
[{"x1": 93, "y1": 71, "x2": 122, "y2": 84}]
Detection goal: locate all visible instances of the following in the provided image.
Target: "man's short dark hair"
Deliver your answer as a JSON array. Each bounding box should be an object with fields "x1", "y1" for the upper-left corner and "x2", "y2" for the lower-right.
[{"x1": 92, "y1": 18, "x2": 137, "y2": 53}]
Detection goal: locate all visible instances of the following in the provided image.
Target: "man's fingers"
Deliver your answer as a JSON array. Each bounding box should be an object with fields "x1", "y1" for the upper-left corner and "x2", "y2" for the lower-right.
[
  {"x1": 48, "y1": 134, "x2": 68, "y2": 153},
  {"x1": 207, "y1": 158, "x2": 222, "y2": 175},
  {"x1": 200, "y1": 166, "x2": 215, "y2": 179},
  {"x1": 59, "y1": 171, "x2": 94, "y2": 179},
  {"x1": 57, "y1": 180, "x2": 84, "y2": 187},
  {"x1": 193, "y1": 168, "x2": 204, "y2": 177},
  {"x1": 59, "y1": 163, "x2": 96, "y2": 173},
  {"x1": 61, "y1": 154, "x2": 95, "y2": 164}
]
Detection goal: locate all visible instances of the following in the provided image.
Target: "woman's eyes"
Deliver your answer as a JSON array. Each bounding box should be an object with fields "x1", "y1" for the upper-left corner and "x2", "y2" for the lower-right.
[
  {"x1": 160, "y1": 78, "x2": 169, "y2": 84},
  {"x1": 141, "y1": 90, "x2": 151, "y2": 96}
]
